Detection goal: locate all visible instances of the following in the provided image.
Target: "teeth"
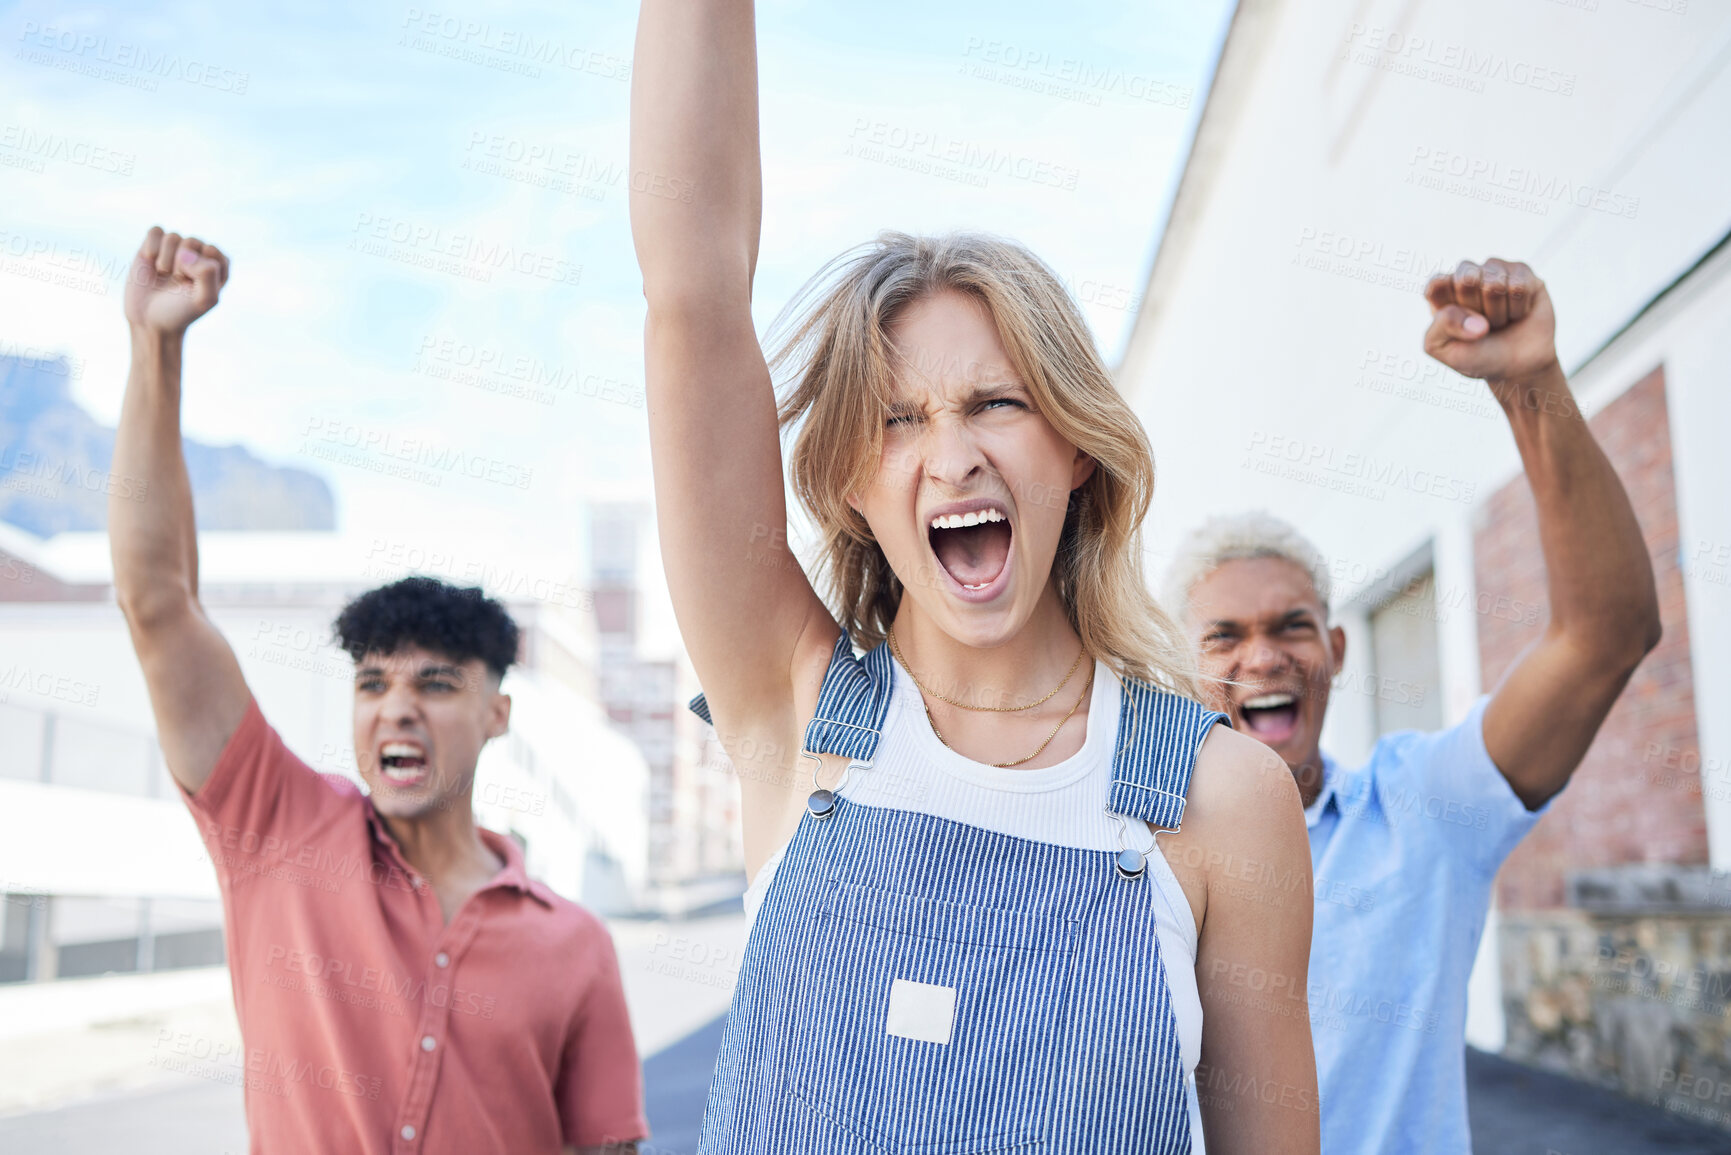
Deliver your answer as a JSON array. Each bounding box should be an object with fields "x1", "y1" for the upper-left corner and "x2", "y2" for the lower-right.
[
  {"x1": 382, "y1": 742, "x2": 424, "y2": 758},
  {"x1": 929, "y1": 508, "x2": 1006, "y2": 530},
  {"x1": 963, "y1": 581, "x2": 990, "y2": 590},
  {"x1": 1243, "y1": 693, "x2": 1296, "y2": 710}
]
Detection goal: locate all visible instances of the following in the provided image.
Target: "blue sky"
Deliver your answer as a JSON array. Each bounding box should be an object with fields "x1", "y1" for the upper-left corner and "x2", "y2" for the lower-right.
[{"x1": 0, "y1": 0, "x2": 1233, "y2": 569}]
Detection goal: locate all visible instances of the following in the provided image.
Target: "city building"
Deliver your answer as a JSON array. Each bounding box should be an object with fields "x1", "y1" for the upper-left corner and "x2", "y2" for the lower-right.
[
  {"x1": 587, "y1": 503, "x2": 745, "y2": 915},
  {"x1": 1116, "y1": 0, "x2": 1731, "y2": 1126}
]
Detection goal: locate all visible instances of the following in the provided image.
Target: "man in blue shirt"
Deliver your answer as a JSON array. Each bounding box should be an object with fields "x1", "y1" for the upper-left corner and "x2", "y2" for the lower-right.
[{"x1": 1167, "y1": 258, "x2": 1662, "y2": 1153}]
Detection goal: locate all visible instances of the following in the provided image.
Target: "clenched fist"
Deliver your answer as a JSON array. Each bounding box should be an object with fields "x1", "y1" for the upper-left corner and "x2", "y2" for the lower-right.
[
  {"x1": 1422, "y1": 259, "x2": 1560, "y2": 395},
  {"x1": 124, "y1": 226, "x2": 229, "y2": 337}
]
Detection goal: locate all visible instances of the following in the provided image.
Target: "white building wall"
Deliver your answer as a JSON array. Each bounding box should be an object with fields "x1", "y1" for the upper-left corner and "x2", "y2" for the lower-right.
[
  {"x1": 1125, "y1": 0, "x2": 1730, "y2": 579},
  {"x1": 1118, "y1": 0, "x2": 1731, "y2": 1050},
  {"x1": 1664, "y1": 265, "x2": 1731, "y2": 867},
  {"x1": 480, "y1": 670, "x2": 652, "y2": 902},
  {"x1": 1, "y1": 602, "x2": 215, "y2": 902},
  {"x1": 1120, "y1": 0, "x2": 1731, "y2": 841}
]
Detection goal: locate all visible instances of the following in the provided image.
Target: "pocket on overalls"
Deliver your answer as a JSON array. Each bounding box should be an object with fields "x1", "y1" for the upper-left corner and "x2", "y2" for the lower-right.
[{"x1": 782, "y1": 880, "x2": 1081, "y2": 1154}]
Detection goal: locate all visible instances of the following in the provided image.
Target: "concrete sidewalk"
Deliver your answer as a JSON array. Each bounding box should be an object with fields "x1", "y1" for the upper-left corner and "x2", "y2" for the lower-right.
[
  {"x1": 0, "y1": 913, "x2": 748, "y2": 1151},
  {"x1": 0, "y1": 1080, "x2": 246, "y2": 1154},
  {"x1": 0, "y1": 913, "x2": 747, "y2": 1118},
  {"x1": 0, "y1": 1018, "x2": 729, "y2": 1155},
  {"x1": 0, "y1": 966, "x2": 240, "y2": 1118}
]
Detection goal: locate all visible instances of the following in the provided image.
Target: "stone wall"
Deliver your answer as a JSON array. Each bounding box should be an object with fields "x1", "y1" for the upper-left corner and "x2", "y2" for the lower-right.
[{"x1": 1500, "y1": 867, "x2": 1731, "y2": 1131}]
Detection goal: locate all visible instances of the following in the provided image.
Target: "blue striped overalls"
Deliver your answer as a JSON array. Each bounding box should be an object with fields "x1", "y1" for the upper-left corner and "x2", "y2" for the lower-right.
[{"x1": 689, "y1": 634, "x2": 1227, "y2": 1153}]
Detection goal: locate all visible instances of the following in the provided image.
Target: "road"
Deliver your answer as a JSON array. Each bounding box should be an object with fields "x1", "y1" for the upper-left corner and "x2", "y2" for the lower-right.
[{"x1": 1465, "y1": 1049, "x2": 1731, "y2": 1155}]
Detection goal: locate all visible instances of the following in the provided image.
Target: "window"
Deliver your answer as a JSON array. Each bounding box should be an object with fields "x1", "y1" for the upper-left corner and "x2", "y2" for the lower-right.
[{"x1": 1368, "y1": 571, "x2": 1444, "y2": 738}]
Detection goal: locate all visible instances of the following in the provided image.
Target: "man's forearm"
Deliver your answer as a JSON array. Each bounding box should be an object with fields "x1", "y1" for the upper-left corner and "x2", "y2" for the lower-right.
[
  {"x1": 110, "y1": 328, "x2": 200, "y2": 624},
  {"x1": 111, "y1": 228, "x2": 249, "y2": 795},
  {"x1": 1503, "y1": 363, "x2": 1661, "y2": 665},
  {"x1": 1424, "y1": 259, "x2": 1660, "y2": 803}
]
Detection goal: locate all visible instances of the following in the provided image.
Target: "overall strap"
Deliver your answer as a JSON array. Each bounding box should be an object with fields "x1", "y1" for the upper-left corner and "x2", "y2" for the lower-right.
[
  {"x1": 1105, "y1": 676, "x2": 1230, "y2": 831},
  {"x1": 685, "y1": 632, "x2": 895, "y2": 763}
]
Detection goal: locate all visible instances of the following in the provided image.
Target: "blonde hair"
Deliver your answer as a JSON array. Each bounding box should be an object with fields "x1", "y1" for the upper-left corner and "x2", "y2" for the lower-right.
[
  {"x1": 1163, "y1": 511, "x2": 1333, "y2": 623},
  {"x1": 772, "y1": 230, "x2": 1200, "y2": 698}
]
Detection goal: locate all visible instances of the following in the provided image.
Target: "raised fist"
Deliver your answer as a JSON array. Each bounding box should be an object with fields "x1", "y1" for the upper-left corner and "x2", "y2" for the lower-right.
[
  {"x1": 124, "y1": 226, "x2": 229, "y2": 336},
  {"x1": 1422, "y1": 259, "x2": 1559, "y2": 389}
]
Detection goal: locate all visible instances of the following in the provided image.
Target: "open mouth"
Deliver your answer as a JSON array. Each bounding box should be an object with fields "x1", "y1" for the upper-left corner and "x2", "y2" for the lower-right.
[
  {"x1": 1238, "y1": 692, "x2": 1301, "y2": 745},
  {"x1": 928, "y1": 506, "x2": 1013, "y2": 596},
  {"x1": 379, "y1": 741, "x2": 430, "y2": 786}
]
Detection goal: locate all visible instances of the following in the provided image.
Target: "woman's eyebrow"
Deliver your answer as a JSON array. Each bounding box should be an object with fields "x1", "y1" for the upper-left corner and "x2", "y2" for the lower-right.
[
  {"x1": 885, "y1": 379, "x2": 1027, "y2": 414},
  {"x1": 959, "y1": 380, "x2": 1028, "y2": 403}
]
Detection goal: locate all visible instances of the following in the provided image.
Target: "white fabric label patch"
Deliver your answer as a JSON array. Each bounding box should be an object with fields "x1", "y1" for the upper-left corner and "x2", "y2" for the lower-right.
[{"x1": 885, "y1": 978, "x2": 957, "y2": 1045}]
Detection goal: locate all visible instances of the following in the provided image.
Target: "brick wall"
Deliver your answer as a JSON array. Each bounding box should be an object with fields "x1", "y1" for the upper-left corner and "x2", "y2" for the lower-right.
[{"x1": 1472, "y1": 365, "x2": 1706, "y2": 912}]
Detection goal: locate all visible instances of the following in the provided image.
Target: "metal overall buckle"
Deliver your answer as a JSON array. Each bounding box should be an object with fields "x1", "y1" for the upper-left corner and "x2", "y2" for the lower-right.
[
  {"x1": 801, "y1": 716, "x2": 880, "y2": 820},
  {"x1": 1110, "y1": 812, "x2": 1154, "y2": 879},
  {"x1": 803, "y1": 750, "x2": 867, "y2": 820}
]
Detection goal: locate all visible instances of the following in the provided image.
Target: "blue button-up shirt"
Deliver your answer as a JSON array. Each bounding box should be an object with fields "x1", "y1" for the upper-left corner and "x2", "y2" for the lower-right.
[{"x1": 1307, "y1": 696, "x2": 1548, "y2": 1154}]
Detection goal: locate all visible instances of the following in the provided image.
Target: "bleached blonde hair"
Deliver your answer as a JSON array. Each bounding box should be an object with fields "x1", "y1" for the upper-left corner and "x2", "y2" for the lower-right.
[
  {"x1": 772, "y1": 230, "x2": 1199, "y2": 698},
  {"x1": 1163, "y1": 510, "x2": 1333, "y2": 623}
]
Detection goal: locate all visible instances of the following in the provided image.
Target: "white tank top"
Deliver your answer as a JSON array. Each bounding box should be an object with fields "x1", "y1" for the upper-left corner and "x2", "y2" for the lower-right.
[{"x1": 742, "y1": 656, "x2": 1207, "y2": 1146}]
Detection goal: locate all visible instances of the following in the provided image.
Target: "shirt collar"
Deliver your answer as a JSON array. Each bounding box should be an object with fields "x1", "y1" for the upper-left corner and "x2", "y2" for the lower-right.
[
  {"x1": 365, "y1": 803, "x2": 554, "y2": 908},
  {"x1": 1302, "y1": 752, "x2": 1341, "y2": 829},
  {"x1": 479, "y1": 826, "x2": 555, "y2": 906}
]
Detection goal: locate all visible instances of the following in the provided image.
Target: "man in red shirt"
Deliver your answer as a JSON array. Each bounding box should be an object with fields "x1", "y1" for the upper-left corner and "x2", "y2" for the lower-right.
[{"x1": 109, "y1": 224, "x2": 648, "y2": 1154}]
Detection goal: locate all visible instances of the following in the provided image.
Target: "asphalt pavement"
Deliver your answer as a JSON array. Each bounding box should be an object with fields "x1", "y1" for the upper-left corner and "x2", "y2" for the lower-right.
[
  {"x1": 640, "y1": 1013, "x2": 728, "y2": 1153},
  {"x1": 1465, "y1": 1048, "x2": 1731, "y2": 1155}
]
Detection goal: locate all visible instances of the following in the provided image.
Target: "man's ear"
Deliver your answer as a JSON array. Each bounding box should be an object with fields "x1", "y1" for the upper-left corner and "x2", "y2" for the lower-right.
[
  {"x1": 486, "y1": 692, "x2": 512, "y2": 741},
  {"x1": 1328, "y1": 623, "x2": 1347, "y2": 674}
]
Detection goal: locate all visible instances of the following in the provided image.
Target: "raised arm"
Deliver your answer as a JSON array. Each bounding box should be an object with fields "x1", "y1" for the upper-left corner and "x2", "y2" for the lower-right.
[
  {"x1": 629, "y1": 0, "x2": 839, "y2": 848},
  {"x1": 110, "y1": 227, "x2": 250, "y2": 794},
  {"x1": 1423, "y1": 259, "x2": 1662, "y2": 809}
]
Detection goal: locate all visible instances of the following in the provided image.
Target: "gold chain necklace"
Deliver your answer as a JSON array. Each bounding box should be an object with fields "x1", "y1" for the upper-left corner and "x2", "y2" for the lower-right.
[
  {"x1": 922, "y1": 667, "x2": 1094, "y2": 768},
  {"x1": 884, "y1": 624, "x2": 1094, "y2": 768},
  {"x1": 886, "y1": 623, "x2": 1085, "y2": 712}
]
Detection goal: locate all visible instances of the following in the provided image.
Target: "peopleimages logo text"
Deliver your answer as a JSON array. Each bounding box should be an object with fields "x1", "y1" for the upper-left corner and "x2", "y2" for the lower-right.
[{"x1": 17, "y1": 22, "x2": 250, "y2": 93}]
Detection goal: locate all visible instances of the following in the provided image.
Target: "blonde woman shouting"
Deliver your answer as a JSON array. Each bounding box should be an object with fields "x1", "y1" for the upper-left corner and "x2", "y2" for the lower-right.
[{"x1": 628, "y1": 4, "x2": 1318, "y2": 1151}]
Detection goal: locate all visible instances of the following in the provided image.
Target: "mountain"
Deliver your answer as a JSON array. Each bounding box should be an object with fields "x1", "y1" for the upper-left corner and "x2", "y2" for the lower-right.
[{"x1": 0, "y1": 353, "x2": 335, "y2": 536}]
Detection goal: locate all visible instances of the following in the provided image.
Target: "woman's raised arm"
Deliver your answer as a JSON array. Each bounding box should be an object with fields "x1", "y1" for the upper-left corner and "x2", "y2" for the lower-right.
[
  {"x1": 629, "y1": 0, "x2": 838, "y2": 825},
  {"x1": 630, "y1": 0, "x2": 761, "y2": 303}
]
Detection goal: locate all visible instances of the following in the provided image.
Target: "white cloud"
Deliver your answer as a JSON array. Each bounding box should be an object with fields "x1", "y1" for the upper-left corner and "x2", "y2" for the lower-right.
[{"x1": 1, "y1": 0, "x2": 1229, "y2": 569}]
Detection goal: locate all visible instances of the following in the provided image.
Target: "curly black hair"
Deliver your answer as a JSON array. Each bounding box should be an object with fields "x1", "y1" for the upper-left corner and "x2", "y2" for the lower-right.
[{"x1": 333, "y1": 577, "x2": 521, "y2": 679}]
